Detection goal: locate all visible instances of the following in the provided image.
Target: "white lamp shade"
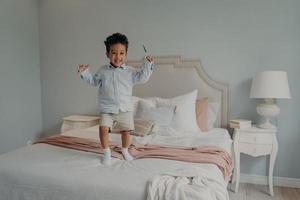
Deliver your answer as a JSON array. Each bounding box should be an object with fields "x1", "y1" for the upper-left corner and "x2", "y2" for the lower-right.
[{"x1": 250, "y1": 71, "x2": 291, "y2": 99}]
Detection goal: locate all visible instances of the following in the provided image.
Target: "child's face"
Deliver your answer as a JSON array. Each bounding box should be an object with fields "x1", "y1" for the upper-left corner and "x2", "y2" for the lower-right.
[{"x1": 107, "y1": 43, "x2": 127, "y2": 67}]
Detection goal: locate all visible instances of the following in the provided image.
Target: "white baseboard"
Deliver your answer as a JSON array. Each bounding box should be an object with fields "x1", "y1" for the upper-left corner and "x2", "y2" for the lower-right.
[{"x1": 240, "y1": 173, "x2": 300, "y2": 188}]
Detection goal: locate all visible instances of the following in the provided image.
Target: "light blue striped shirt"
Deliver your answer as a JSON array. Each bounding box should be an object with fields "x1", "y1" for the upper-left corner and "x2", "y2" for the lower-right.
[{"x1": 80, "y1": 60, "x2": 154, "y2": 114}]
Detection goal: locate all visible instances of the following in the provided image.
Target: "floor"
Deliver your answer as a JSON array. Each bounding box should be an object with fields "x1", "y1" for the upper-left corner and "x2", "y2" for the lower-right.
[{"x1": 228, "y1": 183, "x2": 300, "y2": 200}]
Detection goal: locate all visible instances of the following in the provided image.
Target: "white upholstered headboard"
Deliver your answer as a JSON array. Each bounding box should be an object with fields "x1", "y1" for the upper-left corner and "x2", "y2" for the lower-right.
[{"x1": 126, "y1": 56, "x2": 228, "y2": 128}]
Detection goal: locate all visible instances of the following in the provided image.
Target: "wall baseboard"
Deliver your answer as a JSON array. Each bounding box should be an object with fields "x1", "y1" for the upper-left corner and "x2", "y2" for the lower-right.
[{"x1": 240, "y1": 173, "x2": 300, "y2": 188}]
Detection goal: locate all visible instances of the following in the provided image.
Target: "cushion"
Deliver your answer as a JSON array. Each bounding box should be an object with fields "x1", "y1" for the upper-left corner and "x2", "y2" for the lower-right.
[
  {"x1": 112, "y1": 118, "x2": 159, "y2": 137},
  {"x1": 196, "y1": 97, "x2": 209, "y2": 132},
  {"x1": 132, "y1": 96, "x2": 157, "y2": 117},
  {"x1": 132, "y1": 118, "x2": 159, "y2": 136},
  {"x1": 156, "y1": 90, "x2": 200, "y2": 133},
  {"x1": 135, "y1": 100, "x2": 176, "y2": 127}
]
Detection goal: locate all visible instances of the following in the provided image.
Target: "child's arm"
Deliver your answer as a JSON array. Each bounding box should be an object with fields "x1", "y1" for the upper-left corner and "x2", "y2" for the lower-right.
[
  {"x1": 78, "y1": 64, "x2": 101, "y2": 87},
  {"x1": 132, "y1": 56, "x2": 154, "y2": 84}
]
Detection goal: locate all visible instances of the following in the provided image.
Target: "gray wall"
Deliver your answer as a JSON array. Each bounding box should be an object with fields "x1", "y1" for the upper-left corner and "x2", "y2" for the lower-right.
[
  {"x1": 0, "y1": 0, "x2": 42, "y2": 154},
  {"x1": 39, "y1": 0, "x2": 300, "y2": 178}
]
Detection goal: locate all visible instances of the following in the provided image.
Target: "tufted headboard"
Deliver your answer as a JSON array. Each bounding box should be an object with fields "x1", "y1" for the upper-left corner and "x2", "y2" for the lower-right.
[{"x1": 126, "y1": 56, "x2": 228, "y2": 128}]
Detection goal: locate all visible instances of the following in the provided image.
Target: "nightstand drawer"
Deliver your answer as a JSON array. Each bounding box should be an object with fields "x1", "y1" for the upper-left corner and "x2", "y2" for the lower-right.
[
  {"x1": 239, "y1": 133, "x2": 273, "y2": 144},
  {"x1": 240, "y1": 143, "x2": 272, "y2": 157}
]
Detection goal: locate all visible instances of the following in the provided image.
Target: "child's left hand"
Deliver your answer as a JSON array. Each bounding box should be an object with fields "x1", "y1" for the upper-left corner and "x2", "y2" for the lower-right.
[{"x1": 145, "y1": 55, "x2": 153, "y2": 62}]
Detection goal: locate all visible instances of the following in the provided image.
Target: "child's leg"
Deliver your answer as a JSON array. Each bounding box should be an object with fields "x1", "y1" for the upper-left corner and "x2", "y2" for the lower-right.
[
  {"x1": 99, "y1": 126, "x2": 111, "y2": 165},
  {"x1": 99, "y1": 126, "x2": 109, "y2": 149},
  {"x1": 99, "y1": 113, "x2": 114, "y2": 165},
  {"x1": 120, "y1": 131, "x2": 130, "y2": 148},
  {"x1": 120, "y1": 131, "x2": 133, "y2": 161},
  {"x1": 116, "y1": 112, "x2": 134, "y2": 161}
]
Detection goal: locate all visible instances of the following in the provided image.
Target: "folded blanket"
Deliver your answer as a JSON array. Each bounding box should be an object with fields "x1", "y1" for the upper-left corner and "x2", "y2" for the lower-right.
[{"x1": 34, "y1": 135, "x2": 232, "y2": 180}]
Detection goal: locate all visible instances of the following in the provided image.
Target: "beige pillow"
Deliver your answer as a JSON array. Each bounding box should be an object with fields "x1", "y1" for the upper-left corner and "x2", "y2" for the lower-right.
[
  {"x1": 196, "y1": 97, "x2": 209, "y2": 132},
  {"x1": 132, "y1": 118, "x2": 159, "y2": 136},
  {"x1": 112, "y1": 118, "x2": 159, "y2": 136}
]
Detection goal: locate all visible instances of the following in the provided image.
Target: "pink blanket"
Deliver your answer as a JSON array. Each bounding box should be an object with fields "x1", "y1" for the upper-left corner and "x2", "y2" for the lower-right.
[{"x1": 34, "y1": 135, "x2": 232, "y2": 180}]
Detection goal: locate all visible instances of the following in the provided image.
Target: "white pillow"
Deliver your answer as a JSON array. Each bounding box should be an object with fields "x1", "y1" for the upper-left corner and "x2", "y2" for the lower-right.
[
  {"x1": 132, "y1": 96, "x2": 157, "y2": 117},
  {"x1": 135, "y1": 101, "x2": 176, "y2": 127},
  {"x1": 207, "y1": 102, "x2": 220, "y2": 130},
  {"x1": 156, "y1": 90, "x2": 200, "y2": 133}
]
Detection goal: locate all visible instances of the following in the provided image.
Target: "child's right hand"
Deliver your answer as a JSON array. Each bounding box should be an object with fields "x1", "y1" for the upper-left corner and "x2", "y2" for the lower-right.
[
  {"x1": 145, "y1": 55, "x2": 153, "y2": 63},
  {"x1": 78, "y1": 64, "x2": 89, "y2": 73}
]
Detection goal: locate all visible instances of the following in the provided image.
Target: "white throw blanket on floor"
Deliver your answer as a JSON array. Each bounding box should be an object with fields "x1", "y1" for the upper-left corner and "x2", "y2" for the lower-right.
[{"x1": 147, "y1": 167, "x2": 229, "y2": 200}]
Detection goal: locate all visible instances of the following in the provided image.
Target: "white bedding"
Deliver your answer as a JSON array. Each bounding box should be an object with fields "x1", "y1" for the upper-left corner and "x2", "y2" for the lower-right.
[
  {"x1": 147, "y1": 167, "x2": 229, "y2": 200},
  {"x1": 0, "y1": 127, "x2": 232, "y2": 200}
]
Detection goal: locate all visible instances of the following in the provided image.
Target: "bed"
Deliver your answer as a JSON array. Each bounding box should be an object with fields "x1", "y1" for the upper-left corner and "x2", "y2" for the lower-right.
[{"x1": 0, "y1": 56, "x2": 232, "y2": 200}]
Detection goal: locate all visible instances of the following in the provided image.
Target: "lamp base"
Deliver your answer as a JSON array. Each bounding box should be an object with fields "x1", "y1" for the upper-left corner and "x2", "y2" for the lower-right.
[
  {"x1": 258, "y1": 119, "x2": 277, "y2": 129},
  {"x1": 256, "y1": 99, "x2": 280, "y2": 129}
]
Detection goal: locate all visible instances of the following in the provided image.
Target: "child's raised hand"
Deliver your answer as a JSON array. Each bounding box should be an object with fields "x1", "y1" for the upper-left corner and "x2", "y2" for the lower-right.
[
  {"x1": 78, "y1": 64, "x2": 89, "y2": 73},
  {"x1": 145, "y1": 55, "x2": 153, "y2": 62}
]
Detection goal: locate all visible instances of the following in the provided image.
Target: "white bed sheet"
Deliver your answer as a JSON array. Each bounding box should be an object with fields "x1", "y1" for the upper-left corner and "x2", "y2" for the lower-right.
[{"x1": 0, "y1": 127, "x2": 232, "y2": 200}]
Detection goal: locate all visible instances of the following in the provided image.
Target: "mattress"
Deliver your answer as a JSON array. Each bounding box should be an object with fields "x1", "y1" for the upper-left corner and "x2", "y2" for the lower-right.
[{"x1": 0, "y1": 127, "x2": 232, "y2": 200}]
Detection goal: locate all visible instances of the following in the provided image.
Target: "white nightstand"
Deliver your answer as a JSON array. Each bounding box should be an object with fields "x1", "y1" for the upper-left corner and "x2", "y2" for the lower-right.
[
  {"x1": 232, "y1": 126, "x2": 278, "y2": 196},
  {"x1": 61, "y1": 115, "x2": 100, "y2": 133}
]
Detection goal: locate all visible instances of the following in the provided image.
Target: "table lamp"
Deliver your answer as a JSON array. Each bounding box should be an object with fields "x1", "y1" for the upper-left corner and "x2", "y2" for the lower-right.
[{"x1": 250, "y1": 71, "x2": 291, "y2": 129}]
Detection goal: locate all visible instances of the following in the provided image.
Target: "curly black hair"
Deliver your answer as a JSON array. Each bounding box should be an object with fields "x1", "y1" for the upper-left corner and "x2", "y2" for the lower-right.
[{"x1": 104, "y1": 33, "x2": 129, "y2": 54}]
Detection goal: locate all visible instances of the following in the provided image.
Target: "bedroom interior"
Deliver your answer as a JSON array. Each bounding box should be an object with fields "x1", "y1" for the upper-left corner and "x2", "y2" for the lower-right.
[{"x1": 0, "y1": 0, "x2": 299, "y2": 199}]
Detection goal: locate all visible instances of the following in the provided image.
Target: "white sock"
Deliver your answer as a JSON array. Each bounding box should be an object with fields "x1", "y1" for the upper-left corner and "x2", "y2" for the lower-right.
[
  {"x1": 102, "y1": 148, "x2": 111, "y2": 165},
  {"x1": 122, "y1": 148, "x2": 133, "y2": 161}
]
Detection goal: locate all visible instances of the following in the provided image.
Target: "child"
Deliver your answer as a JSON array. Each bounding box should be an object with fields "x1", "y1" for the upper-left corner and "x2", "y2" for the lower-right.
[{"x1": 78, "y1": 33, "x2": 154, "y2": 165}]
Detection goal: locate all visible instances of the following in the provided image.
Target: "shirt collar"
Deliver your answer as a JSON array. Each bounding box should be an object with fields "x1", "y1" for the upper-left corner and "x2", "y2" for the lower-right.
[{"x1": 109, "y1": 63, "x2": 126, "y2": 69}]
